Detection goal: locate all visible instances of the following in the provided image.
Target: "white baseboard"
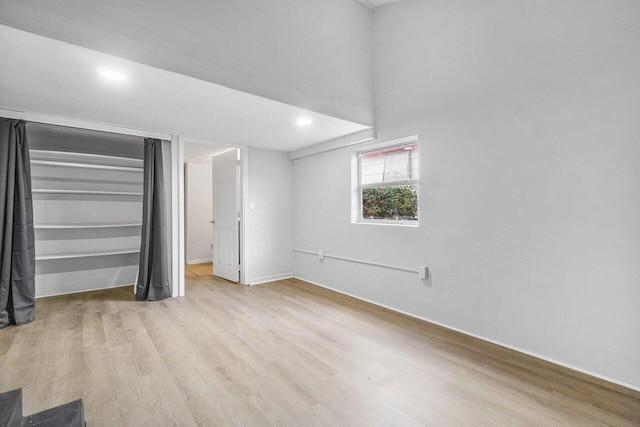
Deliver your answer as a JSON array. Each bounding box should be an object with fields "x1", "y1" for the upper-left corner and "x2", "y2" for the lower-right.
[
  {"x1": 186, "y1": 258, "x2": 213, "y2": 265},
  {"x1": 292, "y1": 275, "x2": 640, "y2": 393},
  {"x1": 36, "y1": 283, "x2": 132, "y2": 299},
  {"x1": 249, "y1": 272, "x2": 294, "y2": 285}
]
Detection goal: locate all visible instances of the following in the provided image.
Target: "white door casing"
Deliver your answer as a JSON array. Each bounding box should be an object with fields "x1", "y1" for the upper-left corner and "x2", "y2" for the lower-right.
[{"x1": 212, "y1": 149, "x2": 240, "y2": 282}]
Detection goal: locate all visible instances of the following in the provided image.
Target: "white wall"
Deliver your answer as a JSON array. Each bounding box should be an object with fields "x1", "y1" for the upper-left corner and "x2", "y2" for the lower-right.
[
  {"x1": 185, "y1": 163, "x2": 213, "y2": 264},
  {"x1": 293, "y1": 0, "x2": 640, "y2": 389},
  {"x1": 247, "y1": 148, "x2": 294, "y2": 284},
  {"x1": 0, "y1": 0, "x2": 374, "y2": 126}
]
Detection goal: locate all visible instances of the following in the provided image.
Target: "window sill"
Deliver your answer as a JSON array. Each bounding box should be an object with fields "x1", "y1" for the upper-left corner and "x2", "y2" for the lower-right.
[{"x1": 353, "y1": 220, "x2": 419, "y2": 228}]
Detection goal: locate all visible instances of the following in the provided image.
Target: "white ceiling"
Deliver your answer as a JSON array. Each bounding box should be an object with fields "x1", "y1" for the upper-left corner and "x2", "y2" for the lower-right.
[
  {"x1": 357, "y1": 0, "x2": 403, "y2": 9},
  {"x1": 0, "y1": 25, "x2": 369, "y2": 152},
  {"x1": 0, "y1": 0, "x2": 375, "y2": 128}
]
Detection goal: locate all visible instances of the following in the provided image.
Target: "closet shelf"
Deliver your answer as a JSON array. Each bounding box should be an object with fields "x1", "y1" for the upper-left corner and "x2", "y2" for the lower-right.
[
  {"x1": 30, "y1": 149, "x2": 143, "y2": 165},
  {"x1": 31, "y1": 159, "x2": 143, "y2": 172},
  {"x1": 34, "y1": 223, "x2": 142, "y2": 229},
  {"x1": 36, "y1": 249, "x2": 140, "y2": 261},
  {"x1": 32, "y1": 189, "x2": 143, "y2": 196}
]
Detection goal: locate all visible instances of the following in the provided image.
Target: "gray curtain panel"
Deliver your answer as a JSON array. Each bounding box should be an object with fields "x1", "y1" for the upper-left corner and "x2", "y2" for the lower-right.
[
  {"x1": 0, "y1": 118, "x2": 35, "y2": 329},
  {"x1": 136, "y1": 138, "x2": 170, "y2": 301}
]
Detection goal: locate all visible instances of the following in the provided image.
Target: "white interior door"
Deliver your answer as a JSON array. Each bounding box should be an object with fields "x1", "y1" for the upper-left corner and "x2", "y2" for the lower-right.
[{"x1": 212, "y1": 149, "x2": 240, "y2": 282}]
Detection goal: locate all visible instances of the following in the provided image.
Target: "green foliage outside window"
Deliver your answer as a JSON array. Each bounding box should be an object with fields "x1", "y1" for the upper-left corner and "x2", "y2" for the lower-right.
[{"x1": 362, "y1": 185, "x2": 418, "y2": 221}]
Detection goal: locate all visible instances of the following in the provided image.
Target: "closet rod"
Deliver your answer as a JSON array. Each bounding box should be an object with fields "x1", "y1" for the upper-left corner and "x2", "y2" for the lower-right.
[{"x1": 31, "y1": 160, "x2": 143, "y2": 172}]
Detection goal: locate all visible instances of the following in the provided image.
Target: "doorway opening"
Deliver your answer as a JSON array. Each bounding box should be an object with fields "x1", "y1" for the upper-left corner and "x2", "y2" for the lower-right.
[{"x1": 183, "y1": 140, "x2": 247, "y2": 292}]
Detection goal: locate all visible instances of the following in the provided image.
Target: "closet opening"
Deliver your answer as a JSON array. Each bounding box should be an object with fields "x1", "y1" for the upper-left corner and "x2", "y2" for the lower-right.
[
  {"x1": 183, "y1": 140, "x2": 247, "y2": 292},
  {"x1": 27, "y1": 122, "x2": 151, "y2": 299}
]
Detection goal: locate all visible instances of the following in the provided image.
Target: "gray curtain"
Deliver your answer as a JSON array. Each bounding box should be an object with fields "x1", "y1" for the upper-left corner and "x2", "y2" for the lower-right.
[
  {"x1": 0, "y1": 118, "x2": 35, "y2": 328},
  {"x1": 136, "y1": 138, "x2": 170, "y2": 301}
]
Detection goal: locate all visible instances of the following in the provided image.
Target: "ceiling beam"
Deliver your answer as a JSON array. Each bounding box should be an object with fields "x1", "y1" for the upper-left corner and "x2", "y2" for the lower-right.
[{"x1": 289, "y1": 128, "x2": 375, "y2": 159}]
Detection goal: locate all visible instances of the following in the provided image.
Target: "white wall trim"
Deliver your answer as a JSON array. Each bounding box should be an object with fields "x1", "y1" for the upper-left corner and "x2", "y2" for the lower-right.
[
  {"x1": 249, "y1": 272, "x2": 294, "y2": 286},
  {"x1": 179, "y1": 135, "x2": 247, "y2": 151},
  {"x1": 0, "y1": 108, "x2": 171, "y2": 140},
  {"x1": 292, "y1": 275, "x2": 640, "y2": 394},
  {"x1": 171, "y1": 135, "x2": 185, "y2": 297},
  {"x1": 240, "y1": 147, "x2": 250, "y2": 285},
  {"x1": 289, "y1": 128, "x2": 375, "y2": 159},
  {"x1": 186, "y1": 258, "x2": 213, "y2": 265}
]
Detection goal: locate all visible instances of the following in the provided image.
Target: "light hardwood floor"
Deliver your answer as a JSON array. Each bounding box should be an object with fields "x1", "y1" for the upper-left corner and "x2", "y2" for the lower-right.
[{"x1": 0, "y1": 263, "x2": 638, "y2": 426}]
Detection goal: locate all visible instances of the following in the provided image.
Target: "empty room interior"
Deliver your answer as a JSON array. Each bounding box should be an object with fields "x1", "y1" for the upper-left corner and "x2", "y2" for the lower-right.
[{"x1": 0, "y1": 0, "x2": 639, "y2": 425}]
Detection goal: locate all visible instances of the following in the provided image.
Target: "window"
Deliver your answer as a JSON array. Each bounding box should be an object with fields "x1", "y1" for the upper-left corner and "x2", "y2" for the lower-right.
[{"x1": 355, "y1": 138, "x2": 419, "y2": 224}]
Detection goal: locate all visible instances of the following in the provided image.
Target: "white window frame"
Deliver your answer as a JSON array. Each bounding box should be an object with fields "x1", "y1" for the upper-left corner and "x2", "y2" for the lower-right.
[{"x1": 352, "y1": 135, "x2": 419, "y2": 226}]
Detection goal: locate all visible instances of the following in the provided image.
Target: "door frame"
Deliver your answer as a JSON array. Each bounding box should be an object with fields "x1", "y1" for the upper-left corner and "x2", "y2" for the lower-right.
[{"x1": 173, "y1": 136, "x2": 249, "y2": 296}]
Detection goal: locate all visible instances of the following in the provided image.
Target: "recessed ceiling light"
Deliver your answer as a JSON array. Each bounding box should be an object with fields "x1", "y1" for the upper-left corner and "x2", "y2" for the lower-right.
[
  {"x1": 297, "y1": 117, "x2": 312, "y2": 126},
  {"x1": 96, "y1": 66, "x2": 127, "y2": 81}
]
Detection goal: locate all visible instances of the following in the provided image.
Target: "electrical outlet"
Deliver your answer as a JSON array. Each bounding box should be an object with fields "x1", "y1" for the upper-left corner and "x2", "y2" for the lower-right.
[
  {"x1": 252, "y1": 248, "x2": 257, "y2": 258},
  {"x1": 418, "y1": 266, "x2": 428, "y2": 280},
  {"x1": 318, "y1": 250, "x2": 325, "y2": 261}
]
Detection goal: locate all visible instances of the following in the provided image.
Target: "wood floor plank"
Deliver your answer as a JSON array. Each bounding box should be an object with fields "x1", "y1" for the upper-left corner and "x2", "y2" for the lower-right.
[{"x1": 0, "y1": 262, "x2": 638, "y2": 426}]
